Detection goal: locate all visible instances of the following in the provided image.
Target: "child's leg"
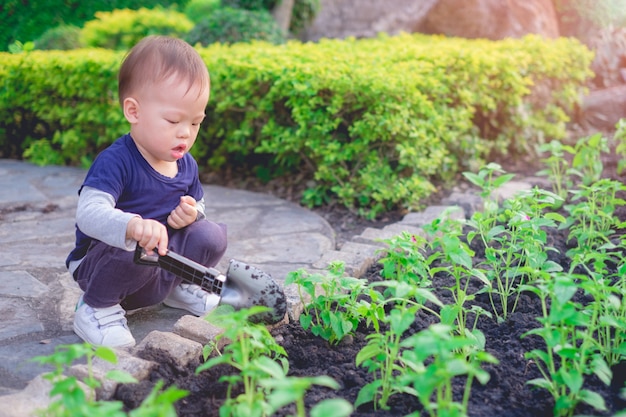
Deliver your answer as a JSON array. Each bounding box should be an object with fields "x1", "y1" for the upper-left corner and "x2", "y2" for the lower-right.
[
  {"x1": 76, "y1": 220, "x2": 227, "y2": 311},
  {"x1": 122, "y1": 220, "x2": 227, "y2": 310},
  {"x1": 75, "y1": 242, "x2": 163, "y2": 308}
]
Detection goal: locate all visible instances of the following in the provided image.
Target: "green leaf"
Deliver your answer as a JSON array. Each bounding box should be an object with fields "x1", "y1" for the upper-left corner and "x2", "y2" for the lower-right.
[
  {"x1": 311, "y1": 398, "x2": 353, "y2": 417},
  {"x1": 354, "y1": 380, "x2": 382, "y2": 408},
  {"x1": 578, "y1": 389, "x2": 607, "y2": 411}
]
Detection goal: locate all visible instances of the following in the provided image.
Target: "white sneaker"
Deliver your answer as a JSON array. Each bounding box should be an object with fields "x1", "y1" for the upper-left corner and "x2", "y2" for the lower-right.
[
  {"x1": 163, "y1": 283, "x2": 220, "y2": 316},
  {"x1": 73, "y1": 295, "x2": 136, "y2": 348}
]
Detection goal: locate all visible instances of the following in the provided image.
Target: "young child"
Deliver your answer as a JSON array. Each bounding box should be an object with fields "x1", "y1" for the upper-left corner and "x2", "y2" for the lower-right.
[{"x1": 66, "y1": 36, "x2": 227, "y2": 348}]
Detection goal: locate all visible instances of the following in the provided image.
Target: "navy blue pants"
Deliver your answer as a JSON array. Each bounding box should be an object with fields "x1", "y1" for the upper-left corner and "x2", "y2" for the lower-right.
[{"x1": 75, "y1": 220, "x2": 227, "y2": 310}]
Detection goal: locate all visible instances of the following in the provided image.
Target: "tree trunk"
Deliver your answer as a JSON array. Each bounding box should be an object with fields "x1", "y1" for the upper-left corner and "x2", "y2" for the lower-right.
[{"x1": 272, "y1": 0, "x2": 295, "y2": 35}]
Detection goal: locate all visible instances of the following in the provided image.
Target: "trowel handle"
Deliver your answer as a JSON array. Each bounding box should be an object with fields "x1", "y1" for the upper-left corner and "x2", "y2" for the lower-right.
[{"x1": 133, "y1": 245, "x2": 226, "y2": 296}]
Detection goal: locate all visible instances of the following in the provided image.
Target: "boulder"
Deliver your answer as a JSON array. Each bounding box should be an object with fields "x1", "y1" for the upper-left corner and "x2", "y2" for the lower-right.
[{"x1": 302, "y1": 0, "x2": 559, "y2": 41}]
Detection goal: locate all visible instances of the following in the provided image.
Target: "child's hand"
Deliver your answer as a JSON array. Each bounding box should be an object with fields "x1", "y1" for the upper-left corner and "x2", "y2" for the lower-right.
[
  {"x1": 127, "y1": 217, "x2": 169, "y2": 256},
  {"x1": 167, "y1": 195, "x2": 198, "y2": 230}
]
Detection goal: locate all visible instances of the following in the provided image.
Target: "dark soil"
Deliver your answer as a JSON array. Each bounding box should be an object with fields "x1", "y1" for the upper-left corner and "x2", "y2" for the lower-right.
[{"x1": 115, "y1": 132, "x2": 626, "y2": 417}]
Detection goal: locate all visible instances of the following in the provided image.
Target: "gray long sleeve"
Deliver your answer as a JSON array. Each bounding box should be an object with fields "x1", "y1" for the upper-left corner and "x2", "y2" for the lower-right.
[
  {"x1": 76, "y1": 186, "x2": 139, "y2": 251},
  {"x1": 75, "y1": 186, "x2": 208, "y2": 251}
]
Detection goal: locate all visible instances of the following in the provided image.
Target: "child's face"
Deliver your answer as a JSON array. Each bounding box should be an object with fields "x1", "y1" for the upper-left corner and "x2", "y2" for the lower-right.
[{"x1": 125, "y1": 74, "x2": 209, "y2": 167}]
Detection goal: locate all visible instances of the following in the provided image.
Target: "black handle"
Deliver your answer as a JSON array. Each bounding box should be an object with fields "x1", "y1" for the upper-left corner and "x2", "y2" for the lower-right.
[{"x1": 133, "y1": 245, "x2": 225, "y2": 296}]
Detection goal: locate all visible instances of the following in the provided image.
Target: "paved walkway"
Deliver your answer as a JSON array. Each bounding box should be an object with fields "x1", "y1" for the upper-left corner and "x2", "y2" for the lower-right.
[{"x1": 0, "y1": 159, "x2": 336, "y2": 397}]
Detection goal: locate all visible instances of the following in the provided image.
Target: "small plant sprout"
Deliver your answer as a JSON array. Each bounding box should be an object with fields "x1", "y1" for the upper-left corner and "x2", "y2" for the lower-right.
[
  {"x1": 398, "y1": 323, "x2": 498, "y2": 417},
  {"x1": 285, "y1": 262, "x2": 368, "y2": 345},
  {"x1": 32, "y1": 343, "x2": 186, "y2": 417},
  {"x1": 462, "y1": 162, "x2": 515, "y2": 232},
  {"x1": 536, "y1": 139, "x2": 575, "y2": 203},
  {"x1": 198, "y1": 305, "x2": 287, "y2": 417},
  {"x1": 522, "y1": 273, "x2": 610, "y2": 417}
]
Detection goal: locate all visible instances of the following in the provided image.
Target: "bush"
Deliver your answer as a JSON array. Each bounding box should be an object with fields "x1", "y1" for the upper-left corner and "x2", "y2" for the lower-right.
[
  {"x1": 0, "y1": 0, "x2": 186, "y2": 51},
  {"x1": 80, "y1": 7, "x2": 194, "y2": 50},
  {"x1": 186, "y1": 8, "x2": 285, "y2": 46},
  {"x1": 0, "y1": 34, "x2": 593, "y2": 217},
  {"x1": 183, "y1": 0, "x2": 222, "y2": 23},
  {"x1": 34, "y1": 25, "x2": 83, "y2": 51}
]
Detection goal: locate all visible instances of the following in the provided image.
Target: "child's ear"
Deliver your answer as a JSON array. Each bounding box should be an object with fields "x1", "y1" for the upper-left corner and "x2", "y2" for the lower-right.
[{"x1": 123, "y1": 97, "x2": 140, "y2": 123}]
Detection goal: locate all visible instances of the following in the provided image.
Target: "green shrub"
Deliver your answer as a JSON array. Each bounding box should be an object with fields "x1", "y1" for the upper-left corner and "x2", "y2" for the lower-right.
[
  {"x1": 34, "y1": 25, "x2": 83, "y2": 51},
  {"x1": 0, "y1": 34, "x2": 593, "y2": 217},
  {"x1": 186, "y1": 8, "x2": 285, "y2": 46},
  {"x1": 183, "y1": 0, "x2": 223, "y2": 23},
  {"x1": 0, "y1": 0, "x2": 186, "y2": 51},
  {"x1": 80, "y1": 7, "x2": 194, "y2": 50}
]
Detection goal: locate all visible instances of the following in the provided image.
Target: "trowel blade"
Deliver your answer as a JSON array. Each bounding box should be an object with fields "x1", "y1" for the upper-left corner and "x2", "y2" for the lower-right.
[{"x1": 219, "y1": 260, "x2": 287, "y2": 324}]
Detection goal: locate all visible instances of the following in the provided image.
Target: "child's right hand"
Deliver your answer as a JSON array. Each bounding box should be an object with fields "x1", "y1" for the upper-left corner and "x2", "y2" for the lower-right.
[{"x1": 126, "y1": 217, "x2": 169, "y2": 256}]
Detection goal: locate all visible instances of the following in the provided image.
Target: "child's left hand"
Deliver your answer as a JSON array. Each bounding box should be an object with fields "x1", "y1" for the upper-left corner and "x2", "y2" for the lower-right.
[{"x1": 167, "y1": 195, "x2": 198, "y2": 229}]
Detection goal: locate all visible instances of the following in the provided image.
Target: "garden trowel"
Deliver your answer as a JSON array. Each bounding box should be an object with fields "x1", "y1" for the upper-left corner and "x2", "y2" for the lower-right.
[{"x1": 134, "y1": 245, "x2": 286, "y2": 324}]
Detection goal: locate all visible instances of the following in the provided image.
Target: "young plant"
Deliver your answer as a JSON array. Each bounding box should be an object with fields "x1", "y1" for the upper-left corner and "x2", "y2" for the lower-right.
[
  {"x1": 425, "y1": 214, "x2": 491, "y2": 339},
  {"x1": 569, "y1": 132, "x2": 609, "y2": 186},
  {"x1": 198, "y1": 305, "x2": 288, "y2": 417},
  {"x1": 521, "y1": 273, "x2": 610, "y2": 417},
  {"x1": 32, "y1": 343, "x2": 187, "y2": 417},
  {"x1": 354, "y1": 280, "x2": 444, "y2": 410},
  {"x1": 258, "y1": 358, "x2": 353, "y2": 417},
  {"x1": 536, "y1": 139, "x2": 575, "y2": 204},
  {"x1": 462, "y1": 162, "x2": 516, "y2": 233},
  {"x1": 378, "y1": 231, "x2": 432, "y2": 287},
  {"x1": 285, "y1": 261, "x2": 368, "y2": 344},
  {"x1": 397, "y1": 323, "x2": 498, "y2": 417},
  {"x1": 468, "y1": 189, "x2": 564, "y2": 322},
  {"x1": 561, "y1": 178, "x2": 626, "y2": 255}
]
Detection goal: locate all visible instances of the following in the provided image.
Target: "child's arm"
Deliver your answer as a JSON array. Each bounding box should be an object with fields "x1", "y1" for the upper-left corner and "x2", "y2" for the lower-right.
[{"x1": 76, "y1": 186, "x2": 168, "y2": 255}]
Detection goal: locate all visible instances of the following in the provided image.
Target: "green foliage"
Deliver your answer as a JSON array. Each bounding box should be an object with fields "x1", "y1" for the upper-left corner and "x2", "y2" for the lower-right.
[
  {"x1": 285, "y1": 262, "x2": 369, "y2": 345},
  {"x1": 0, "y1": 0, "x2": 186, "y2": 52},
  {"x1": 0, "y1": 48, "x2": 126, "y2": 166},
  {"x1": 185, "y1": 8, "x2": 285, "y2": 46},
  {"x1": 81, "y1": 7, "x2": 194, "y2": 51},
  {"x1": 0, "y1": 33, "x2": 593, "y2": 217},
  {"x1": 183, "y1": 0, "x2": 223, "y2": 23},
  {"x1": 35, "y1": 25, "x2": 83, "y2": 51},
  {"x1": 31, "y1": 343, "x2": 187, "y2": 416}
]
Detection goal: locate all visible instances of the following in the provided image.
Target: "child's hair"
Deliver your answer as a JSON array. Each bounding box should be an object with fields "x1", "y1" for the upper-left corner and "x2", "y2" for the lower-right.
[{"x1": 118, "y1": 35, "x2": 210, "y2": 106}]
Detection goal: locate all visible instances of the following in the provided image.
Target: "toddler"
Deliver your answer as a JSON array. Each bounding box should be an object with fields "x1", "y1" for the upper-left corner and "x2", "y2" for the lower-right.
[{"x1": 66, "y1": 36, "x2": 227, "y2": 348}]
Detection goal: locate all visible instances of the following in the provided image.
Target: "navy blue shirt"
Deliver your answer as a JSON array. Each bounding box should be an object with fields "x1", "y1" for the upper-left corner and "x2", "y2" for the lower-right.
[{"x1": 66, "y1": 134, "x2": 204, "y2": 266}]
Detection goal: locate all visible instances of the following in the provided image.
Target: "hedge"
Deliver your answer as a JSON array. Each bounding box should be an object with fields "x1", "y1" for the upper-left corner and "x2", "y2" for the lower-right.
[{"x1": 0, "y1": 34, "x2": 593, "y2": 217}]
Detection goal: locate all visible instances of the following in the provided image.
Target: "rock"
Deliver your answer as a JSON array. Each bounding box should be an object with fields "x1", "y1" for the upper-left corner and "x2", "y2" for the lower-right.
[
  {"x1": 579, "y1": 84, "x2": 626, "y2": 131},
  {"x1": 302, "y1": 0, "x2": 559, "y2": 41},
  {"x1": 134, "y1": 330, "x2": 203, "y2": 369},
  {"x1": 0, "y1": 374, "x2": 92, "y2": 417},
  {"x1": 68, "y1": 349, "x2": 156, "y2": 400},
  {"x1": 419, "y1": 0, "x2": 559, "y2": 40}
]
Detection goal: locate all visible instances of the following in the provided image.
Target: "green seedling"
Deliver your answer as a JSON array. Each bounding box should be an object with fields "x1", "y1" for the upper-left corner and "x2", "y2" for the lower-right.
[
  {"x1": 32, "y1": 343, "x2": 186, "y2": 417},
  {"x1": 536, "y1": 139, "x2": 575, "y2": 204},
  {"x1": 468, "y1": 189, "x2": 564, "y2": 322},
  {"x1": 378, "y1": 231, "x2": 432, "y2": 287},
  {"x1": 561, "y1": 178, "x2": 626, "y2": 255},
  {"x1": 522, "y1": 273, "x2": 610, "y2": 417},
  {"x1": 285, "y1": 262, "x2": 368, "y2": 345},
  {"x1": 198, "y1": 305, "x2": 287, "y2": 417},
  {"x1": 398, "y1": 323, "x2": 498, "y2": 417},
  {"x1": 355, "y1": 280, "x2": 444, "y2": 411},
  {"x1": 570, "y1": 132, "x2": 609, "y2": 186}
]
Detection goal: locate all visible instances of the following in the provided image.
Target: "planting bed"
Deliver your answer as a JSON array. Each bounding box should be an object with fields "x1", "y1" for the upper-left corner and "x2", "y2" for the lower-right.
[{"x1": 115, "y1": 142, "x2": 626, "y2": 417}]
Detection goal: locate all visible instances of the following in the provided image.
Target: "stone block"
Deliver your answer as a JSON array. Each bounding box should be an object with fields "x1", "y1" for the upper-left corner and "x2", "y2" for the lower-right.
[{"x1": 134, "y1": 330, "x2": 203, "y2": 369}]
